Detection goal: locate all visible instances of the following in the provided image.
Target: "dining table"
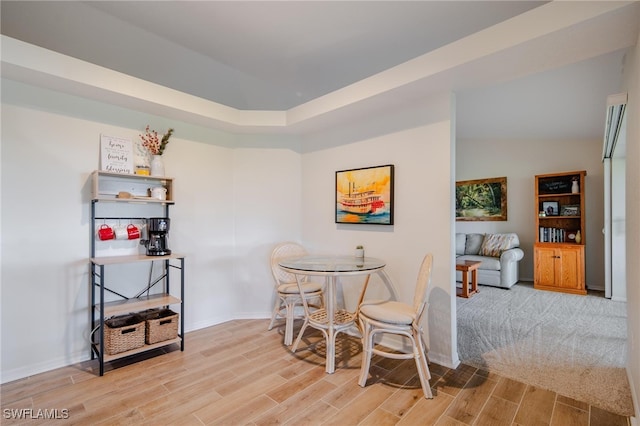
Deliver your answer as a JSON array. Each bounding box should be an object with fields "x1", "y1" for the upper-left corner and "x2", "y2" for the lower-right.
[{"x1": 278, "y1": 255, "x2": 397, "y2": 373}]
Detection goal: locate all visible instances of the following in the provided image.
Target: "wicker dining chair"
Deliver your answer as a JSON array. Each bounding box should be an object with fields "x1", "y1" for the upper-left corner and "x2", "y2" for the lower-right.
[
  {"x1": 268, "y1": 242, "x2": 324, "y2": 346},
  {"x1": 357, "y1": 253, "x2": 434, "y2": 399}
]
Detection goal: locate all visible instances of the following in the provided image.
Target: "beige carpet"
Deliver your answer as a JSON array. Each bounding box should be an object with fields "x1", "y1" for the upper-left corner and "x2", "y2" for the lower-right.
[{"x1": 456, "y1": 282, "x2": 634, "y2": 417}]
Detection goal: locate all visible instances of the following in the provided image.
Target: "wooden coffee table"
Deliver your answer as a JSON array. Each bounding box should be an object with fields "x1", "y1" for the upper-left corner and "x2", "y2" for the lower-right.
[{"x1": 456, "y1": 260, "x2": 482, "y2": 298}]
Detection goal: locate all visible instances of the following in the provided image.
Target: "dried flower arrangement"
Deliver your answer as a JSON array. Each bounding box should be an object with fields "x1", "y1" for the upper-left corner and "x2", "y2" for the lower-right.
[{"x1": 140, "y1": 125, "x2": 174, "y2": 156}]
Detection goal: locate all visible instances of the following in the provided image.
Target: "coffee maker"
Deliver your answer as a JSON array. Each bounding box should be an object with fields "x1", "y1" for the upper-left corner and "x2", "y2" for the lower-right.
[{"x1": 141, "y1": 217, "x2": 171, "y2": 256}]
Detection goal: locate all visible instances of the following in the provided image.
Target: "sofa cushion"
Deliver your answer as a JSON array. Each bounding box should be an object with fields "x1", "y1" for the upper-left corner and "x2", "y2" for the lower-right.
[
  {"x1": 456, "y1": 233, "x2": 466, "y2": 256},
  {"x1": 457, "y1": 255, "x2": 501, "y2": 270},
  {"x1": 479, "y1": 233, "x2": 516, "y2": 257},
  {"x1": 464, "y1": 233, "x2": 484, "y2": 255}
]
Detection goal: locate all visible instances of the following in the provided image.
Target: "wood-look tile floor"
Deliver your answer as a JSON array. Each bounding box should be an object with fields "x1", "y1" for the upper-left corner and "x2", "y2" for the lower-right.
[{"x1": 1, "y1": 319, "x2": 631, "y2": 425}]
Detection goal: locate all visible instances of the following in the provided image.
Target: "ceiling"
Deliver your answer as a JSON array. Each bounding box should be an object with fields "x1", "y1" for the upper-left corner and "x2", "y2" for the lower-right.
[{"x1": 1, "y1": 1, "x2": 638, "y2": 141}]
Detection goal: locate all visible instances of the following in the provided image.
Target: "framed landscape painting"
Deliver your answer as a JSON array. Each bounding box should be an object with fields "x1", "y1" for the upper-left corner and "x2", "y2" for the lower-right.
[
  {"x1": 456, "y1": 176, "x2": 507, "y2": 221},
  {"x1": 335, "y1": 164, "x2": 394, "y2": 225}
]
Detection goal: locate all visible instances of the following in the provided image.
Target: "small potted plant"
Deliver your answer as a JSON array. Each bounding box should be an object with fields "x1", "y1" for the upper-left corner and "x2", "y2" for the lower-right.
[{"x1": 354, "y1": 245, "x2": 365, "y2": 258}]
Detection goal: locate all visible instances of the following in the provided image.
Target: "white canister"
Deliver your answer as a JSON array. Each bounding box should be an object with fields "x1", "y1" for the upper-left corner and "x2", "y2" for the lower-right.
[{"x1": 151, "y1": 187, "x2": 167, "y2": 200}]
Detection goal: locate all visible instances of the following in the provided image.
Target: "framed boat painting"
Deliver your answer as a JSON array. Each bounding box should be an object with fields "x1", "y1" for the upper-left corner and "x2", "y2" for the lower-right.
[
  {"x1": 335, "y1": 164, "x2": 394, "y2": 225},
  {"x1": 456, "y1": 176, "x2": 507, "y2": 221}
]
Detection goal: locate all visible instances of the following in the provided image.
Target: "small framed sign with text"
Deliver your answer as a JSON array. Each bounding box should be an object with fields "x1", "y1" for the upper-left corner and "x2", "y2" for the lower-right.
[{"x1": 100, "y1": 134, "x2": 133, "y2": 174}]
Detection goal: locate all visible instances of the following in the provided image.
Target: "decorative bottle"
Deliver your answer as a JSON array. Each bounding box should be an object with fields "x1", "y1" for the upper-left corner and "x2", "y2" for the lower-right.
[
  {"x1": 571, "y1": 179, "x2": 579, "y2": 194},
  {"x1": 575, "y1": 230, "x2": 582, "y2": 244}
]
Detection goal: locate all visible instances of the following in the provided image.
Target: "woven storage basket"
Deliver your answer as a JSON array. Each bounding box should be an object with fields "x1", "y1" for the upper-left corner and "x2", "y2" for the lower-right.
[
  {"x1": 104, "y1": 314, "x2": 145, "y2": 355},
  {"x1": 142, "y1": 309, "x2": 179, "y2": 344}
]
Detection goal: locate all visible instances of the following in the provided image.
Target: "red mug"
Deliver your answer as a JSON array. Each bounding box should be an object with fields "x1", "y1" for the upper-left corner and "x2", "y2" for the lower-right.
[
  {"x1": 127, "y1": 224, "x2": 140, "y2": 240},
  {"x1": 97, "y1": 224, "x2": 115, "y2": 241}
]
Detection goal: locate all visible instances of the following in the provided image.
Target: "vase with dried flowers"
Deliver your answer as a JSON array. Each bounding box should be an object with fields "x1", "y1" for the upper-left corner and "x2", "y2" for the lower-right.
[{"x1": 140, "y1": 125, "x2": 174, "y2": 177}]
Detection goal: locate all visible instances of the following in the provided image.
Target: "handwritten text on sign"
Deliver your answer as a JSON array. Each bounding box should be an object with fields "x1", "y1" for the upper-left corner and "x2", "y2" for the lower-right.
[{"x1": 100, "y1": 135, "x2": 133, "y2": 174}]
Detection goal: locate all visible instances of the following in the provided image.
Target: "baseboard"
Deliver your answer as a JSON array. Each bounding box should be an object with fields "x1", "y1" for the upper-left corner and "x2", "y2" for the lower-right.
[
  {"x1": 587, "y1": 284, "x2": 605, "y2": 292},
  {"x1": 519, "y1": 279, "x2": 608, "y2": 294},
  {"x1": 186, "y1": 316, "x2": 235, "y2": 333},
  {"x1": 1, "y1": 351, "x2": 89, "y2": 385}
]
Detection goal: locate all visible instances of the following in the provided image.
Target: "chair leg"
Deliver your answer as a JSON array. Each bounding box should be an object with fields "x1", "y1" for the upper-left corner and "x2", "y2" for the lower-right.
[
  {"x1": 415, "y1": 330, "x2": 431, "y2": 380},
  {"x1": 268, "y1": 295, "x2": 283, "y2": 331},
  {"x1": 414, "y1": 356, "x2": 433, "y2": 399},
  {"x1": 358, "y1": 320, "x2": 373, "y2": 387},
  {"x1": 413, "y1": 330, "x2": 433, "y2": 399},
  {"x1": 284, "y1": 297, "x2": 296, "y2": 346}
]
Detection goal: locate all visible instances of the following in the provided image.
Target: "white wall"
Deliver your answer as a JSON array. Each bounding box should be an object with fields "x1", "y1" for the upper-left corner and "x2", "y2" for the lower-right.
[
  {"x1": 455, "y1": 138, "x2": 605, "y2": 288},
  {"x1": 231, "y1": 148, "x2": 304, "y2": 318},
  {"x1": 623, "y1": 31, "x2": 640, "y2": 422},
  {"x1": 0, "y1": 81, "x2": 303, "y2": 382},
  {"x1": 300, "y1": 94, "x2": 459, "y2": 368},
  {"x1": 2, "y1": 103, "x2": 99, "y2": 378},
  {"x1": 610, "y1": 156, "x2": 626, "y2": 301}
]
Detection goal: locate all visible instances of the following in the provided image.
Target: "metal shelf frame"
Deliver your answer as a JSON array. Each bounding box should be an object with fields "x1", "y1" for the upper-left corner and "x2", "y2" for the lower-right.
[{"x1": 89, "y1": 172, "x2": 184, "y2": 376}]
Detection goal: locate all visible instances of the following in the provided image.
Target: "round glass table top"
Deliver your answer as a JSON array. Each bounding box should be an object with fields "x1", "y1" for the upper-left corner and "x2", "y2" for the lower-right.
[{"x1": 278, "y1": 255, "x2": 385, "y2": 273}]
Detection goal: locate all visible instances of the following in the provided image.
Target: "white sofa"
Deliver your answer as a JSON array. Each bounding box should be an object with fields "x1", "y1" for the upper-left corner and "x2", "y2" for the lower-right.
[{"x1": 456, "y1": 233, "x2": 524, "y2": 289}]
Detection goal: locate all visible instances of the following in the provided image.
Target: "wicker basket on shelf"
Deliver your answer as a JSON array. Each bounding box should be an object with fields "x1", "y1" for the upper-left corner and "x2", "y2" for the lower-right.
[
  {"x1": 141, "y1": 309, "x2": 179, "y2": 344},
  {"x1": 104, "y1": 314, "x2": 145, "y2": 355}
]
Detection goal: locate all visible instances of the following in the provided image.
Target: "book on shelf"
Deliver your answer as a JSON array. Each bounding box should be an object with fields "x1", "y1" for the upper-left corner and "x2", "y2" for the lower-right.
[{"x1": 539, "y1": 227, "x2": 566, "y2": 243}]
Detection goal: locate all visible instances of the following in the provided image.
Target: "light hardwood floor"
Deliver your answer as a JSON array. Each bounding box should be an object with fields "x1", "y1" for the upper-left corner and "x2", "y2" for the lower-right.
[{"x1": 1, "y1": 319, "x2": 630, "y2": 425}]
